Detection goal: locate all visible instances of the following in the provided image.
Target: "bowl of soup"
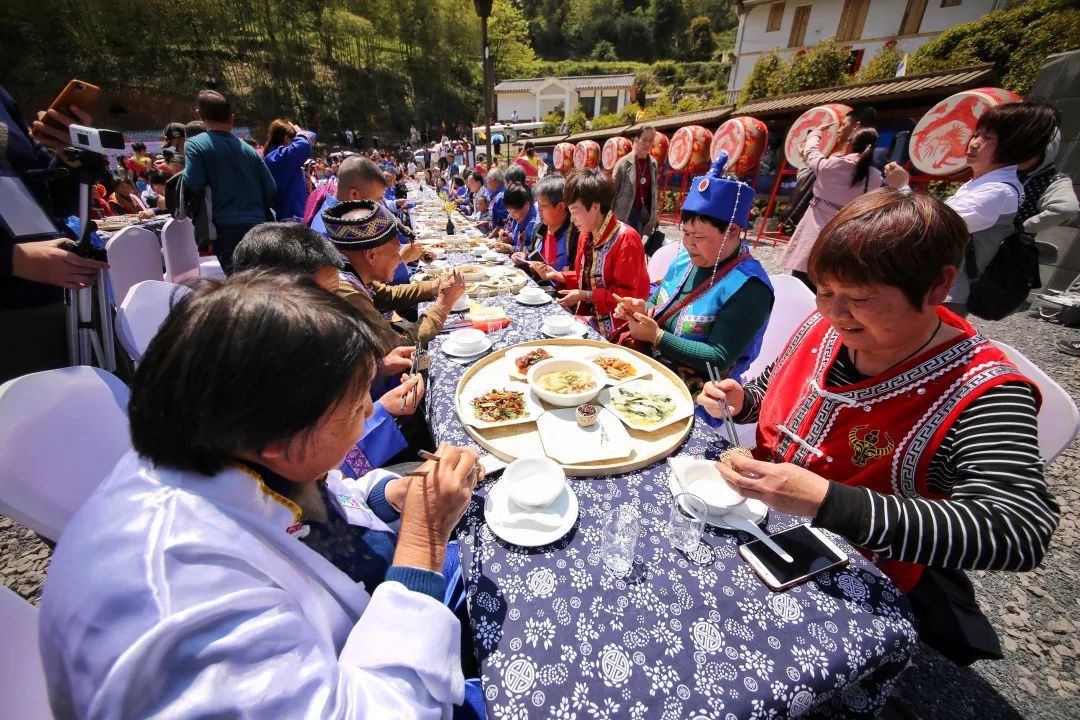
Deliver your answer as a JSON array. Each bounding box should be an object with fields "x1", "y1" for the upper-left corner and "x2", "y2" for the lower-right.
[{"x1": 526, "y1": 357, "x2": 606, "y2": 407}]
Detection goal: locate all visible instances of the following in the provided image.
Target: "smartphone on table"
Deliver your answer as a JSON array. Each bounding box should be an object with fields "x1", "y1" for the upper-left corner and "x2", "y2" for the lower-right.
[
  {"x1": 738, "y1": 523, "x2": 848, "y2": 591},
  {"x1": 31, "y1": 80, "x2": 101, "y2": 138}
]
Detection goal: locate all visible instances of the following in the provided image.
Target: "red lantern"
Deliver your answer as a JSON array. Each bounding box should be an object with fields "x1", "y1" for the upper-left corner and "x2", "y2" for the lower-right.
[
  {"x1": 710, "y1": 117, "x2": 768, "y2": 177},
  {"x1": 668, "y1": 125, "x2": 713, "y2": 173},
  {"x1": 601, "y1": 136, "x2": 633, "y2": 171},
  {"x1": 911, "y1": 88, "x2": 1021, "y2": 177},
  {"x1": 552, "y1": 143, "x2": 576, "y2": 174},
  {"x1": 573, "y1": 140, "x2": 601, "y2": 169}
]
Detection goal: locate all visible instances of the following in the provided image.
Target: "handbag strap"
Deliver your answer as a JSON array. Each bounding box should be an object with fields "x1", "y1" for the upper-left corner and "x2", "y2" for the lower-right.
[{"x1": 654, "y1": 251, "x2": 751, "y2": 328}]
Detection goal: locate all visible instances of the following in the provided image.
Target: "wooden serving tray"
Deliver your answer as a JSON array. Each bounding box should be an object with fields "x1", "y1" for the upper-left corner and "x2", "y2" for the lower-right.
[{"x1": 454, "y1": 338, "x2": 693, "y2": 477}]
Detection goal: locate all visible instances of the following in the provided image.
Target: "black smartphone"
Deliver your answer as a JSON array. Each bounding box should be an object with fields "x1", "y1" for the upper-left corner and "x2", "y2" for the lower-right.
[{"x1": 738, "y1": 524, "x2": 849, "y2": 591}]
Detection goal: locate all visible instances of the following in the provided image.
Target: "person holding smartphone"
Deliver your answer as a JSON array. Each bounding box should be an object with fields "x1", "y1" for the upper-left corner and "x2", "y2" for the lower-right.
[
  {"x1": 697, "y1": 189, "x2": 1058, "y2": 666},
  {"x1": 0, "y1": 85, "x2": 110, "y2": 383}
]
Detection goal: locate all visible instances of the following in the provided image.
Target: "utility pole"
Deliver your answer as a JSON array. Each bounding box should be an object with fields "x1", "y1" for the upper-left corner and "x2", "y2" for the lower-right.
[{"x1": 475, "y1": 0, "x2": 493, "y2": 170}]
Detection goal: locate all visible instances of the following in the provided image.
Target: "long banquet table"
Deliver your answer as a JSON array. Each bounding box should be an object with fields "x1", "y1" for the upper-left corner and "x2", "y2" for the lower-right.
[{"x1": 416, "y1": 214, "x2": 916, "y2": 718}]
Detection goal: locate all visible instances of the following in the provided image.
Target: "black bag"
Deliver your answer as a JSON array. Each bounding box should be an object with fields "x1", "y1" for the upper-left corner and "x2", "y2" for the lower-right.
[
  {"x1": 781, "y1": 169, "x2": 815, "y2": 235},
  {"x1": 644, "y1": 229, "x2": 665, "y2": 258},
  {"x1": 964, "y1": 216, "x2": 1041, "y2": 321}
]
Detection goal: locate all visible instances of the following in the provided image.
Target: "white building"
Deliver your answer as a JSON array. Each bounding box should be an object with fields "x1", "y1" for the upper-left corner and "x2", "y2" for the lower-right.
[
  {"x1": 494, "y1": 74, "x2": 636, "y2": 123},
  {"x1": 727, "y1": 0, "x2": 1009, "y2": 97}
]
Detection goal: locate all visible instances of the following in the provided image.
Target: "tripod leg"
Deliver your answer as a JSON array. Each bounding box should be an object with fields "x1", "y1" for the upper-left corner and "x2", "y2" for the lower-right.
[
  {"x1": 96, "y1": 270, "x2": 117, "y2": 372},
  {"x1": 65, "y1": 288, "x2": 79, "y2": 366},
  {"x1": 77, "y1": 286, "x2": 93, "y2": 365}
]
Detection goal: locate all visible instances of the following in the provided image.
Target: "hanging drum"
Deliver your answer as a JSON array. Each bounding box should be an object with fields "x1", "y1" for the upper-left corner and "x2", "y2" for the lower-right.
[
  {"x1": 667, "y1": 125, "x2": 713, "y2": 173},
  {"x1": 573, "y1": 140, "x2": 601, "y2": 169},
  {"x1": 552, "y1": 142, "x2": 576, "y2": 174},
  {"x1": 710, "y1": 117, "x2": 769, "y2": 177},
  {"x1": 601, "y1": 136, "x2": 633, "y2": 171},
  {"x1": 910, "y1": 88, "x2": 1021, "y2": 177},
  {"x1": 783, "y1": 104, "x2": 851, "y2": 170},
  {"x1": 651, "y1": 130, "x2": 669, "y2": 168}
]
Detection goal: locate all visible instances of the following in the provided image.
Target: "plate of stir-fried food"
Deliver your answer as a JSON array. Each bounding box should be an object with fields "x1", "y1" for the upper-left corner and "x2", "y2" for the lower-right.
[
  {"x1": 459, "y1": 386, "x2": 544, "y2": 429},
  {"x1": 506, "y1": 346, "x2": 571, "y2": 380},
  {"x1": 586, "y1": 349, "x2": 651, "y2": 386},
  {"x1": 598, "y1": 379, "x2": 693, "y2": 432}
]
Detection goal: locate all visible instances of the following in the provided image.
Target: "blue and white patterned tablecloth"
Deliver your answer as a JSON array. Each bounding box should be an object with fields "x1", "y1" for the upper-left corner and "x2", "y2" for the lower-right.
[{"x1": 424, "y1": 254, "x2": 916, "y2": 719}]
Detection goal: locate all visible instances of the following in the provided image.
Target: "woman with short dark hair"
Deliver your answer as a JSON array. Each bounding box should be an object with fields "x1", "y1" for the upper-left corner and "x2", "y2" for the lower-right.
[
  {"x1": 699, "y1": 189, "x2": 1058, "y2": 665},
  {"x1": 39, "y1": 272, "x2": 481, "y2": 717},
  {"x1": 538, "y1": 168, "x2": 650, "y2": 336}
]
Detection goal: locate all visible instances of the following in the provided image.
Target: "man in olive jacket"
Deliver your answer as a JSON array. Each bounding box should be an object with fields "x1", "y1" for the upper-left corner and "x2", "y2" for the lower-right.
[{"x1": 612, "y1": 126, "x2": 659, "y2": 239}]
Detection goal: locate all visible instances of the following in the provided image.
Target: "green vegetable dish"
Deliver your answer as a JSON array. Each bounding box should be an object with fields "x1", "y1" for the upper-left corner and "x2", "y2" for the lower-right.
[{"x1": 610, "y1": 388, "x2": 676, "y2": 426}]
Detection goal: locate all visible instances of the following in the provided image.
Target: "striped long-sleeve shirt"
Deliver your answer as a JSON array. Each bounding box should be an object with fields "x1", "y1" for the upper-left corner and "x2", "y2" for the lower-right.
[{"x1": 737, "y1": 354, "x2": 1059, "y2": 572}]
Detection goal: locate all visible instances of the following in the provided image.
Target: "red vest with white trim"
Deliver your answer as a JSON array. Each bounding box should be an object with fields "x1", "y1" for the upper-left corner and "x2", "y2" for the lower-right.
[{"x1": 754, "y1": 307, "x2": 1039, "y2": 592}]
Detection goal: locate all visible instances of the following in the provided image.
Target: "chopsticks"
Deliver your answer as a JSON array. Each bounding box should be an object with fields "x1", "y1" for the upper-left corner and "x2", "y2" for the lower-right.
[
  {"x1": 415, "y1": 449, "x2": 481, "y2": 483},
  {"x1": 706, "y1": 362, "x2": 742, "y2": 449},
  {"x1": 401, "y1": 340, "x2": 422, "y2": 412}
]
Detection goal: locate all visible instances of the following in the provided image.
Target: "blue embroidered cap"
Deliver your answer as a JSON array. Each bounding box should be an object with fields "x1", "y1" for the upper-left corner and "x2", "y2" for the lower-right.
[
  {"x1": 321, "y1": 199, "x2": 401, "y2": 250},
  {"x1": 680, "y1": 151, "x2": 755, "y2": 229}
]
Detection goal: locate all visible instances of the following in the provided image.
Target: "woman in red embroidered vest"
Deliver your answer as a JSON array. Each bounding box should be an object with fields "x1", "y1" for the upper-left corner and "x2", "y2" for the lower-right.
[
  {"x1": 698, "y1": 189, "x2": 1058, "y2": 666},
  {"x1": 537, "y1": 168, "x2": 650, "y2": 337}
]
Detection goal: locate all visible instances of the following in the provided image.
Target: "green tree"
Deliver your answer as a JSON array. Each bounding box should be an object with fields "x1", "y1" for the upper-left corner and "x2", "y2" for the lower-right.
[
  {"x1": 770, "y1": 38, "x2": 851, "y2": 95},
  {"x1": 650, "y1": 0, "x2": 685, "y2": 57},
  {"x1": 738, "y1": 51, "x2": 783, "y2": 104},
  {"x1": 909, "y1": 0, "x2": 1080, "y2": 94},
  {"x1": 489, "y1": 0, "x2": 539, "y2": 80},
  {"x1": 614, "y1": 15, "x2": 655, "y2": 62},
  {"x1": 855, "y1": 44, "x2": 904, "y2": 83},
  {"x1": 685, "y1": 15, "x2": 715, "y2": 61},
  {"x1": 591, "y1": 40, "x2": 618, "y2": 60}
]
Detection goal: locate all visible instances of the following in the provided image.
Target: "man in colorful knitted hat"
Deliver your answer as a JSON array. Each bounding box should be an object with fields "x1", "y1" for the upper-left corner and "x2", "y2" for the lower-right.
[
  {"x1": 321, "y1": 200, "x2": 464, "y2": 348},
  {"x1": 613, "y1": 151, "x2": 774, "y2": 395}
]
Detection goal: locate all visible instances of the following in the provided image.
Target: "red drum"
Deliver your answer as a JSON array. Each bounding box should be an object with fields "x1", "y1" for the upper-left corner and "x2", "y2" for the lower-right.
[
  {"x1": 784, "y1": 104, "x2": 851, "y2": 170},
  {"x1": 710, "y1": 117, "x2": 768, "y2": 177},
  {"x1": 552, "y1": 143, "x2": 576, "y2": 174},
  {"x1": 573, "y1": 140, "x2": 601, "y2": 169},
  {"x1": 668, "y1": 125, "x2": 713, "y2": 173},
  {"x1": 651, "y1": 131, "x2": 669, "y2": 167},
  {"x1": 601, "y1": 136, "x2": 633, "y2": 171},
  {"x1": 910, "y1": 88, "x2": 1020, "y2": 177}
]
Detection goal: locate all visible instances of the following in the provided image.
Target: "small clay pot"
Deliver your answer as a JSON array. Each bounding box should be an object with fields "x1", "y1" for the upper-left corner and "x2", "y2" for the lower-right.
[{"x1": 576, "y1": 403, "x2": 598, "y2": 428}]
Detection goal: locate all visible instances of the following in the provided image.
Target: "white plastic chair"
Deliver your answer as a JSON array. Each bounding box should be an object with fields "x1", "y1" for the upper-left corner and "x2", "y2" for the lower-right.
[
  {"x1": 0, "y1": 585, "x2": 50, "y2": 719},
  {"x1": 648, "y1": 242, "x2": 682, "y2": 282},
  {"x1": 994, "y1": 341, "x2": 1080, "y2": 462},
  {"x1": 160, "y1": 217, "x2": 225, "y2": 282},
  {"x1": 734, "y1": 274, "x2": 817, "y2": 448},
  {"x1": 115, "y1": 280, "x2": 192, "y2": 363},
  {"x1": 105, "y1": 225, "x2": 164, "y2": 307},
  {"x1": 0, "y1": 367, "x2": 131, "y2": 540}
]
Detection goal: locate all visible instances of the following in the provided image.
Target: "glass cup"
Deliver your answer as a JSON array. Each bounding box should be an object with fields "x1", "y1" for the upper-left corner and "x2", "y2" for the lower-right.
[
  {"x1": 600, "y1": 505, "x2": 641, "y2": 577},
  {"x1": 666, "y1": 493, "x2": 708, "y2": 552}
]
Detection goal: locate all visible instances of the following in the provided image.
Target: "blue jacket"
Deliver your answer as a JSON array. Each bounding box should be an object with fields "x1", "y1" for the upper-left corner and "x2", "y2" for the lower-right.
[{"x1": 263, "y1": 131, "x2": 314, "y2": 220}]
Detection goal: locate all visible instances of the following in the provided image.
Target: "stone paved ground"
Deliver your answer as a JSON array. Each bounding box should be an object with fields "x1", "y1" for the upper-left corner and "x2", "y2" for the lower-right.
[{"x1": 2, "y1": 224, "x2": 1077, "y2": 718}]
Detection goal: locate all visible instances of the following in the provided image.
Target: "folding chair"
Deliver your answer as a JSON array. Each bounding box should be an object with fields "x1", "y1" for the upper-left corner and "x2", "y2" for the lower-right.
[
  {"x1": 105, "y1": 225, "x2": 164, "y2": 307},
  {"x1": 160, "y1": 217, "x2": 225, "y2": 282},
  {"x1": 115, "y1": 280, "x2": 192, "y2": 363},
  {"x1": 0, "y1": 367, "x2": 131, "y2": 540},
  {"x1": 994, "y1": 341, "x2": 1080, "y2": 462},
  {"x1": 0, "y1": 585, "x2": 50, "y2": 719},
  {"x1": 735, "y1": 274, "x2": 817, "y2": 448}
]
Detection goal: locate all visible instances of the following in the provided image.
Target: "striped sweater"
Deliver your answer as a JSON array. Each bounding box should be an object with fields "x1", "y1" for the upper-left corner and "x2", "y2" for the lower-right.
[{"x1": 739, "y1": 353, "x2": 1059, "y2": 572}]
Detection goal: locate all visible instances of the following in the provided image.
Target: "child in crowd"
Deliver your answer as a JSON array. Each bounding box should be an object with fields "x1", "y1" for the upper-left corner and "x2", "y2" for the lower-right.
[{"x1": 469, "y1": 194, "x2": 492, "y2": 233}]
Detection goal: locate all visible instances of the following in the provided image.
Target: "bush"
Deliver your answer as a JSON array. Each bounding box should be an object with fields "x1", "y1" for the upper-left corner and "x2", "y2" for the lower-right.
[
  {"x1": 565, "y1": 110, "x2": 589, "y2": 134},
  {"x1": 591, "y1": 113, "x2": 624, "y2": 130},
  {"x1": 686, "y1": 16, "x2": 715, "y2": 61},
  {"x1": 591, "y1": 40, "x2": 618, "y2": 61},
  {"x1": 909, "y1": 0, "x2": 1080, "y2": 95},
  {"x1": 738, "y1": 51, "x2": 782, "y2": 104},
  {"x1": 855, "y1": 44, "x2": 904, "y2": 83},
  {"x1": 653, "y1": 60, "x2": 682, "y2": 87},
  {"x1": 771, "y1": 38, "x2": 851, "y2": 95},
  {"x1": 535, "y1": 60, "x2": 652, "y2": 77}
]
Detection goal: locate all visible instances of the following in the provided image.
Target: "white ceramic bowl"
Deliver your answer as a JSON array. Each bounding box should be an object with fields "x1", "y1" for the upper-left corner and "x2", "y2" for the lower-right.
[
  {"x1": 527, "y1": 357, "x2": 607, "y2": 408},
  {"x1": 505, "y1": 457, "x2": 566, "y2": 509},
  {"x1": 543, "y1": 315, "x2": 574, "y2": 335},
  {"x1": 448, "y1": 328, "x2": 487, "y2": 354},
  {"x1": 457, "y1": 265, "x2": 487, "y2": 282},
  {"x1": 451, "y1": 296, "x2": 471, "y2": 312},
  {"x1": 519, "y1": 286, "x2": 547, "y2": 301},
  {"x1": 473, "y1": 247, "x2": 487, "y2": 258},
  {"x1": 680, "y1": 459, "x2": 745, "y2": 511}
]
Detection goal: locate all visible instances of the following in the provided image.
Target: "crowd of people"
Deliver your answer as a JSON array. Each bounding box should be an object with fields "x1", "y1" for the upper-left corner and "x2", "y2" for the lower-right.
[{"x1": 0, "y1": 82, "x2": 1073, "y2": 717}]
